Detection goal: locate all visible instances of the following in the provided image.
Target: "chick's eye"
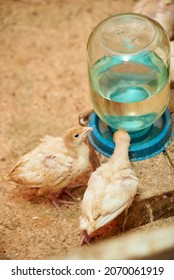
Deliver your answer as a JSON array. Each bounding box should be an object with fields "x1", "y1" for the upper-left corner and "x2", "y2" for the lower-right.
[{"x1": 74, "y1": 134, "x2": 79, "y2": 138}]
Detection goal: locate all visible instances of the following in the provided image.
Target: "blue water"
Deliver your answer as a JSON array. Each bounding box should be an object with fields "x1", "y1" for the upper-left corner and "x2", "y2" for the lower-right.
[{"x1": 90, "y1": 51, "x2": 169, "y2": 131}]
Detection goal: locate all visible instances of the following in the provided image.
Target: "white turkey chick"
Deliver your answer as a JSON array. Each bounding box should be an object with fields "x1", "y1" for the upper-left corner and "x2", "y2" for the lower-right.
[
  {"x1": 10, "y1": 126, "x2": 93, "y2": 209},
  {"x1": 80, "y1": 130, "x2": 139, "y2": 244}
]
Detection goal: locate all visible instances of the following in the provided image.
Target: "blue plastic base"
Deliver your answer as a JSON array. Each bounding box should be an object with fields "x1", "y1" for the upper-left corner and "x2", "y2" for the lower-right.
[{"x1": 88, "y1": 109, "x2": 173, "y2": 161}]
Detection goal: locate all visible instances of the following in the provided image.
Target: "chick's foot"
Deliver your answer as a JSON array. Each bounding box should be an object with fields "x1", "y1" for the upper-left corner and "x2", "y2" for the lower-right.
[
  {"x1": 46, "y1": 193, "x2": 75, "y2": 210},
  {"x1": 81, "y1": 230, "x2": 90, "y2": 246},
  {"x1": 52, "y1": 198, "x2": 75, "y2": 210}
]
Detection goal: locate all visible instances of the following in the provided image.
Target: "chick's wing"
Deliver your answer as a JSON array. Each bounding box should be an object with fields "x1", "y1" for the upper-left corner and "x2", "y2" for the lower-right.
[
  {"x1": 12, "y1": 151, "x2": 74, "y2": 187},
  {"x1": 88, "y1": 174, "x2": 138, "y2": 229},
  {"x1": 10, "y1": 137, "x2": 74, "y2": 187}
]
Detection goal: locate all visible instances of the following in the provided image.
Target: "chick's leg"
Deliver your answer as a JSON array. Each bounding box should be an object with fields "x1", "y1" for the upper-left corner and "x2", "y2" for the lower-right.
[
  {"x1": 62, "y1": 182, "x2": 87, "y2": 201},
  {"x1": 37, "y1": 189, "x2": 75, "y2": 210},
  {"x1": 39, "y1": 183, "x2": 84, "y2": 209},
  {"x1": 50, "y1": 183, "x2": 85, "y2": 209},
  {"x1": 63, "y1": 188, "x2": 77, "y2": 200},
  {"x1": 52, "y1": 198, "x2": 75, "y2": 210},
  {"x1": 46, "y1": 193, "x2": 75, "y2": 210},
  {"x1": 62, "y1": 186, "x2": 82, "y2": 201}
]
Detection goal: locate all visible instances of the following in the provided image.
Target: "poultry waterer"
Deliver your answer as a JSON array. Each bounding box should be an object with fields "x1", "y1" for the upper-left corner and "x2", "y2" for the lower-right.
[{"x1": 86, "y1": 13, "x2": 174, "y2": 161}]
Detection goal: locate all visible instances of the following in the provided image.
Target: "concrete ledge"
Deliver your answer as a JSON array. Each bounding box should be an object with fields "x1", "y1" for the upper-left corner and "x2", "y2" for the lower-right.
[
  {"x1": 98, "y1": 147, "x2": 174, "y2": 232},
  {"x1": 59, "y1": 218, "x2": 174, "y2": 260},
  {"x1": 118, "y1": 191, "x2": 174, "y2": 231}
]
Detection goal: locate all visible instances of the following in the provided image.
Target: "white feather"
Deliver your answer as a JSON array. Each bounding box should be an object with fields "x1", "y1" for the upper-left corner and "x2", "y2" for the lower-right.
[{"x1": 80, "y1": 130, "x2": 139, "y2": 235}]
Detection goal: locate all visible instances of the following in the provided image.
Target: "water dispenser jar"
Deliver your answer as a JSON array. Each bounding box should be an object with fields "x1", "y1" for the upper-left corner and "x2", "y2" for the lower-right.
[{"x1": 86, "y1": 13, "x2": 173, "y2": 160}]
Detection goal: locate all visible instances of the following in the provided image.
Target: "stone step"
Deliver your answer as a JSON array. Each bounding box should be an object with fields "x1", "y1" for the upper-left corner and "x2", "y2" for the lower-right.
[
  {"x1": 97, "y1": 149, "x2": 174, "y2": 231},
  {"x1": 63, "y1": 217, "x2": 174, "y2": 260}
]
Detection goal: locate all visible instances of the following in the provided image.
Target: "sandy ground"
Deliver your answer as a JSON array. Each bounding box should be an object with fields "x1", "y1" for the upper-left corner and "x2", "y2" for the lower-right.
[{"x1": 0, "y1": 0, "x2": 173, "y2": 260}]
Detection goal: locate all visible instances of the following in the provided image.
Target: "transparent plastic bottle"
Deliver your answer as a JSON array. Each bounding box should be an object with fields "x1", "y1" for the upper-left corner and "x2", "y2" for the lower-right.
[{"x1": 87, "y1": 13, "x2": 170, "y2": 134}]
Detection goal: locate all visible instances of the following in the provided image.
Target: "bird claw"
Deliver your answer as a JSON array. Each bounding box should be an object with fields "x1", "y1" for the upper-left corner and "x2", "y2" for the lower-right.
[
  {"x1": 46, "y1": 185, "x2": 82, "y2": 210},
  {"x1": 81, "y1": 230, "x2": 90, "y2": 246},
  {"x1": 46, "y1": 193, "x2": 75, "y2": 210},
  {"x1": 51, "y1": 198, "x2": 75, "y2": 210}
]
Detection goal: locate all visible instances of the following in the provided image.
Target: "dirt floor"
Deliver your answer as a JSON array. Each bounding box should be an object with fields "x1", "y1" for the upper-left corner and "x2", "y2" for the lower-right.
[{"x1": 0, "y1": 0, "x2": 174, "y2": 260}]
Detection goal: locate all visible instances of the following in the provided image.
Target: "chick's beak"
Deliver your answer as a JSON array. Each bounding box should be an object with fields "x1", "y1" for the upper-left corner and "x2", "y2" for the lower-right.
[{"x1": 82, "y1": 126, "x2": 93, "y2": 139}]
